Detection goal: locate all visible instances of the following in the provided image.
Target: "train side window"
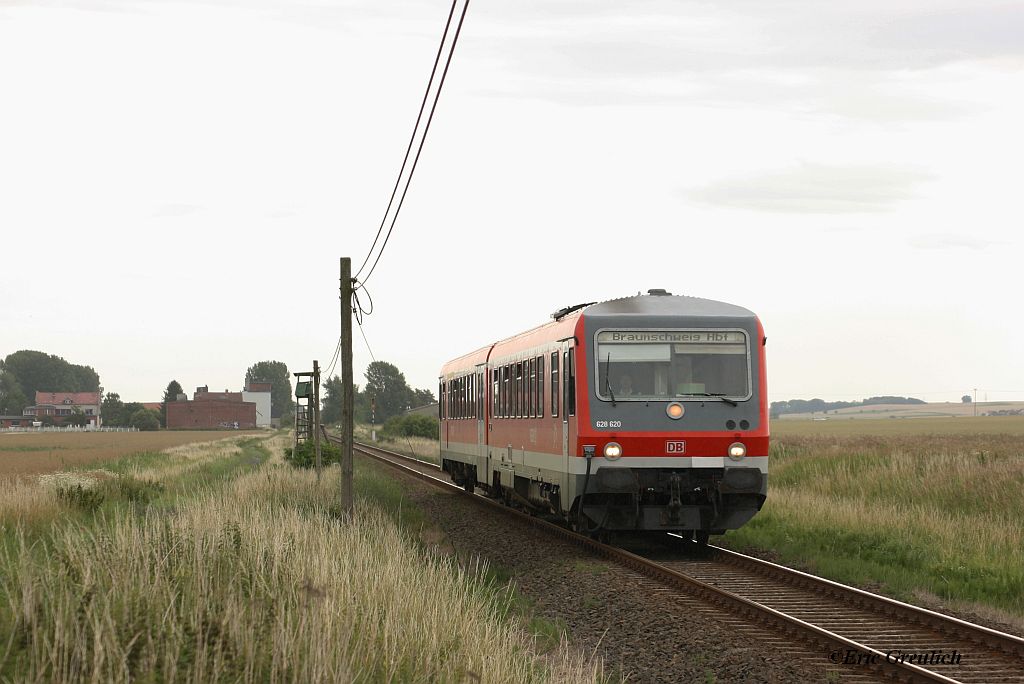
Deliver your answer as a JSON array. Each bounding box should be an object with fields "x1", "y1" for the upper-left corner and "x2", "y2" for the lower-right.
[
  {"x1": 501, "y1": 366, "x2": 508, "y2": 418},
  {"x1": 469, "y1": 374, "x2": 474, "y2": 419},
  {"x1": 456, "y1": 377, "x2": 461, "y2": 419},
  {"x1": 551, "y1": 352, "x2": 559, "y2": 417},
  {"x1": 527, "y1": 357, "x2": 535, "y2": 418},
  {"x1": 535, "y1": 357, "x2": 541, "y2": 417},
  {"x1": 567, "y1": 349, "x2": 576, "y2": 417},
  {"x1": 440, "y1": 381, "x2": 445, "y2": 420},
  {"x1": 537, "y1": 355, "x2": 544, "y2": 417},
  {"x1": 499, "y1": 362, "x2": 507, "y2": 417},
  {"x1": 515, "y1": 361, "x2": 522, "y2": 418},
  {"x1": 493, "y1": 369, "x2": 499, "y2": 418}
]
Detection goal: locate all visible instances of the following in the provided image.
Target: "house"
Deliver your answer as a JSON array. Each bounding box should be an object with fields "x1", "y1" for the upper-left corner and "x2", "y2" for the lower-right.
[{"x1": 23, "y1": 391, "x2": 102, "y2": 426}]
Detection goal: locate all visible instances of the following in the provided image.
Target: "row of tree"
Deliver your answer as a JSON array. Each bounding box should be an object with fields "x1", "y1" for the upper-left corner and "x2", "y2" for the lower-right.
[
  {"x1": 321, "y1": 361, "x2": 435, "y2": 425},
  {"x1": 770, "y1": 395, "x2": 926, "y2": 417},
  {"x1": 0, "y1": 351, "x2": 100, "y2": 415},
  {"x1": 2, "y1": 351, "x2": 437, "y2": 431}
]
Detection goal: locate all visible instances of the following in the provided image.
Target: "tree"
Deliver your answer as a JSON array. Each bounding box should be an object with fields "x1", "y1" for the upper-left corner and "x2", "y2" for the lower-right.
[
  {"x1": 102, "y1": 392, "x2": 125, "y2": 426},
  {"x1": 364, "y1": 361, "x2": 413, "y2": 423},
  {"x1": 130, "y1": 408, "x2": 160, "y2": 431},
  {"x1": 161, "y1": 380, "x2": 184, "y2": 428},
  {"x1": 0, "y1": 370, "x2": 29, "y2": 415},
  {"x1": 66, "y1": 408, "x2": 90, "y2": 427},
  {"x1": 322, "y1": 375, "x2": 344, "y2": 424},
  {"x1": 411, "y1": 388, "x2": 436, "y2": 408},
  {"x1": 323, "y1": 378, "x2": 373, "y2": 425},
  {"x1": 962, "y1": 395, "x2": 972, "y2": 403},
  {"x1": 2, "y1": 350, "x2": 99, "y2": 401},
  {"x1": 244, "y1": 361, "x2": 292, "y2": 419}
]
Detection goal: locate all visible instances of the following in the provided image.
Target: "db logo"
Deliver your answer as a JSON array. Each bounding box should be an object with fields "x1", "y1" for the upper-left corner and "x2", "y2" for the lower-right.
[{"x1": 666, "y1": 440, "x2": 686, "y2": 454}]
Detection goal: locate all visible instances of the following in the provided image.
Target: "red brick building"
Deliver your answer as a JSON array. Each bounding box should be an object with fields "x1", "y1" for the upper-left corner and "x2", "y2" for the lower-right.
[{"x1": 166, "y1": 385, "x2": 257, "y2": 429}]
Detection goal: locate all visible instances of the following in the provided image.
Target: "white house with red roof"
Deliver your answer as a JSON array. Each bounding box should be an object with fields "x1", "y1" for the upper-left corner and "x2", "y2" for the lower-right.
[{"x1": 24, "y1": 391, "x2": 102, "y2": 426}]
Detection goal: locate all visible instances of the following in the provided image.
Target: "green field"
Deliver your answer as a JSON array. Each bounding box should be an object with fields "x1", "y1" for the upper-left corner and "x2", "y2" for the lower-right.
[{"x1": 721, "y1": 416, "x2": 1024, "y2": 628}]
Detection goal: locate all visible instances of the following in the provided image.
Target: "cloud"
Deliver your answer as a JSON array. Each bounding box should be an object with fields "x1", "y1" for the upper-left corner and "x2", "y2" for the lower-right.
[
  {"x1": 908, "y1": 233, "x2": 998, "y2": 250},
  {"x1": 685, "y1": 163, "x2": 934, "y2": 214},
  {"x1": 152, "y1": 203, "x2": 201, "y2": 218},
  {"x1": 464, "y1": 1, "x2": 1023, "y2": 115}
]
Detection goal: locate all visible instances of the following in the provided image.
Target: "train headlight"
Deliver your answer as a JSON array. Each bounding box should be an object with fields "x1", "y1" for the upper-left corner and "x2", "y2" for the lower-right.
[
  {"x1": 666, "y1": 403, "x2": 684, "y2": 420},
  {"x1": 604, "y1": 442, "x2": 622, "y2": 460},
  {"x1": 728, "y1": 442, "x2": 746, "y2": 460}
]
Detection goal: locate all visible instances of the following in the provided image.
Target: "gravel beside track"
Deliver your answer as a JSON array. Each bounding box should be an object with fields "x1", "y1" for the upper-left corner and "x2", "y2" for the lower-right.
[{"x1": 358, "y1": 453, "x2": 877, "y2": 683}]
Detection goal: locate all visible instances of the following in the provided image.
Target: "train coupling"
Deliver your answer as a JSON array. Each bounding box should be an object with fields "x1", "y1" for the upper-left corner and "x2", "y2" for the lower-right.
[{"x1": 666, "y1": 472, "x2": 683, "y2": 523}]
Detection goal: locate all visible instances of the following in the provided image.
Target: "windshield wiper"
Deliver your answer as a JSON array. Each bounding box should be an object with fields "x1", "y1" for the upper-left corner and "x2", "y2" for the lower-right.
[
  {"x1": 604, "y1": 352, "x2": 616, "y2": 406},
  {"x1": 678, "y1": 392, "x2": 738, "y2": 407}
]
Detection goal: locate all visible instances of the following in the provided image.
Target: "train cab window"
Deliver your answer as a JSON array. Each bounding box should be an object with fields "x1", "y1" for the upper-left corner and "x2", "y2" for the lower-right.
[
  {"x1": 440, "y1": 382, "x2": 445, "y2": 420},
  {"x1": 551, "y1": 352, "x2": 559, "y2": 417}
]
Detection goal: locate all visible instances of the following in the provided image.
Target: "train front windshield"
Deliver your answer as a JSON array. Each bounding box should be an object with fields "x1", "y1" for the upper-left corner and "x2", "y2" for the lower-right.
[{"x1": 595, "y1": 330, "x2": 750, "y2": 401}]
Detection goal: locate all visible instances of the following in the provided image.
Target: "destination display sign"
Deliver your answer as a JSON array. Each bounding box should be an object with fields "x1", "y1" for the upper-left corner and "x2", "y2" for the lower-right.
[{"x1": 597, "y1": 331, "x2": 745, "y2": 344}]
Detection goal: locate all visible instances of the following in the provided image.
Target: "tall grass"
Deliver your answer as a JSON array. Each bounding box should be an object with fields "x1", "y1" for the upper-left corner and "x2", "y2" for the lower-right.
[
  {"x1": 723, "y1": 433, "x2": 1024, "y2": 622},
  {"x1": 354, "y1": 424, "x2": 440, "y2": 464},
  {"x1": 0, "y1": 435, "x2": 603, "y2": 683}
]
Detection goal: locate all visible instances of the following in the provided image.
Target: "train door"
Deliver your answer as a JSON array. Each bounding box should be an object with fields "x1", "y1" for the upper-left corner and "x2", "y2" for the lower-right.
[
  {"x1": 476, "y1": 364, "x2": 487, "y2": 484},
  {"x1": 560, "y1": 341, "x2": 570, "y2": 490}
]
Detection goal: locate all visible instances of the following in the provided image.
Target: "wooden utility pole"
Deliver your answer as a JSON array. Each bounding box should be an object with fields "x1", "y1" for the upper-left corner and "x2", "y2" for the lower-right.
[
  {"x1": 313, "y1": 359, "x2": 322, "y2": 480},
  {"x1": 340, "y1": 257, "x2": 354, "y2": 514}
]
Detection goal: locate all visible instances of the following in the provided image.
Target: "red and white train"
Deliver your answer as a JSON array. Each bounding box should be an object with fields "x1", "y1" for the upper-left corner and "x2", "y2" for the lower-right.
[{"x1": 439, "y1": 290, "x2": 768, "y2": 542}]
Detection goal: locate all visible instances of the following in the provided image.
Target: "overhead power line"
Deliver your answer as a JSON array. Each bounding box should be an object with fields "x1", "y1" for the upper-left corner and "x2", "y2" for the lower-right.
[{"x1": 355, "y1": 0, "x2": 471, "y2": 289}]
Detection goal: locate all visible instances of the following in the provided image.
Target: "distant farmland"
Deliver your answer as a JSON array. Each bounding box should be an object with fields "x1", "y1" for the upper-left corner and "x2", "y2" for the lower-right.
[
  {"x1": 775, "y1": 400, "x2": 1024, "y2": 422},
  {"x1": 0, "y1": 431, "x2": 262, "y2": 478},
  {"x1": 772, "y1": 414, "x2": 1024, "y2": 437}
]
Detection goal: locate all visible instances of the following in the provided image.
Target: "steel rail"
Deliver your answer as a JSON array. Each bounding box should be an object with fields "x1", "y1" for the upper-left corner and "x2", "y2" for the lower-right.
[
  {"x1": 705, "y1": 543, "x2": 1024, "y2": 659},
  {"x1": 338, "y1": 438, "x2": 973, "y2": 683}
]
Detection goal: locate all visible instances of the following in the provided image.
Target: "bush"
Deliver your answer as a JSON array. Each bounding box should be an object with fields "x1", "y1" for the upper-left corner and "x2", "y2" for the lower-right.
[
  {"x1": 381, "y1": 414, "x2": 438, "y2": 440},
  {"x1": 283, "y1": 439, "x2": 341, "y2": 469},
  {"x1": 129, "y1": 408, "x2": 161, "y2": 431},
  {"x1": 56, "y1": 484, "x2": 105, "y2": 512}
]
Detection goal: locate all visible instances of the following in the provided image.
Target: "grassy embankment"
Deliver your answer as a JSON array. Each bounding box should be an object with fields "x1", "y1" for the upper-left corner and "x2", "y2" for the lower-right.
[
  {"x1": 0, "y1": 432, "x2": 603, "y2": 682},
  {"x1": 353, "y1": 423, "x2": 439, "y2": 464},
  {"x1": 721, "y1": 416, "x2": 1024, "y2": 625}
]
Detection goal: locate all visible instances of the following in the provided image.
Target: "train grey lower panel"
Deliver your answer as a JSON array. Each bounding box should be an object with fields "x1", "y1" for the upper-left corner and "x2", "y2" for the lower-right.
[{"x1": 574, "y1": 466, "x2": 766, "y2": 532}]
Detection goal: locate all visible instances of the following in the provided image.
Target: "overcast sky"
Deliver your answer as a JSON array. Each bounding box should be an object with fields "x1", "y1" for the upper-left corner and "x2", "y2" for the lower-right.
[{"x1": 1, "y1": 0, "x2": 1022, "y2": 404}]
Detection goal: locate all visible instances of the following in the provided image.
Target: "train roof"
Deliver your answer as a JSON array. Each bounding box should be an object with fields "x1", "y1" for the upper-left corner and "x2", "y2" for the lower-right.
[
  {"x1": 440, "y1": 291, "x2": 757, "y2": 376},
  {"x1": 583, "y1": 292, "x2": 756, "y2": 319}
]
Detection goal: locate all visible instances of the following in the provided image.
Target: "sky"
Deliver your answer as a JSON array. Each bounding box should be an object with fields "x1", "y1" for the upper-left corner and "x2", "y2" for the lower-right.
[{"x1": 1, "y1": 0, "x2": 1022, "y2": 404}]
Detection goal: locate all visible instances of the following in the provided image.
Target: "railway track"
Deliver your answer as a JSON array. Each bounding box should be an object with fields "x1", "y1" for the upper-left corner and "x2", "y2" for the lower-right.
[{"x1": 337, "y1": 438, "x2": 1024, "y2": 683}]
